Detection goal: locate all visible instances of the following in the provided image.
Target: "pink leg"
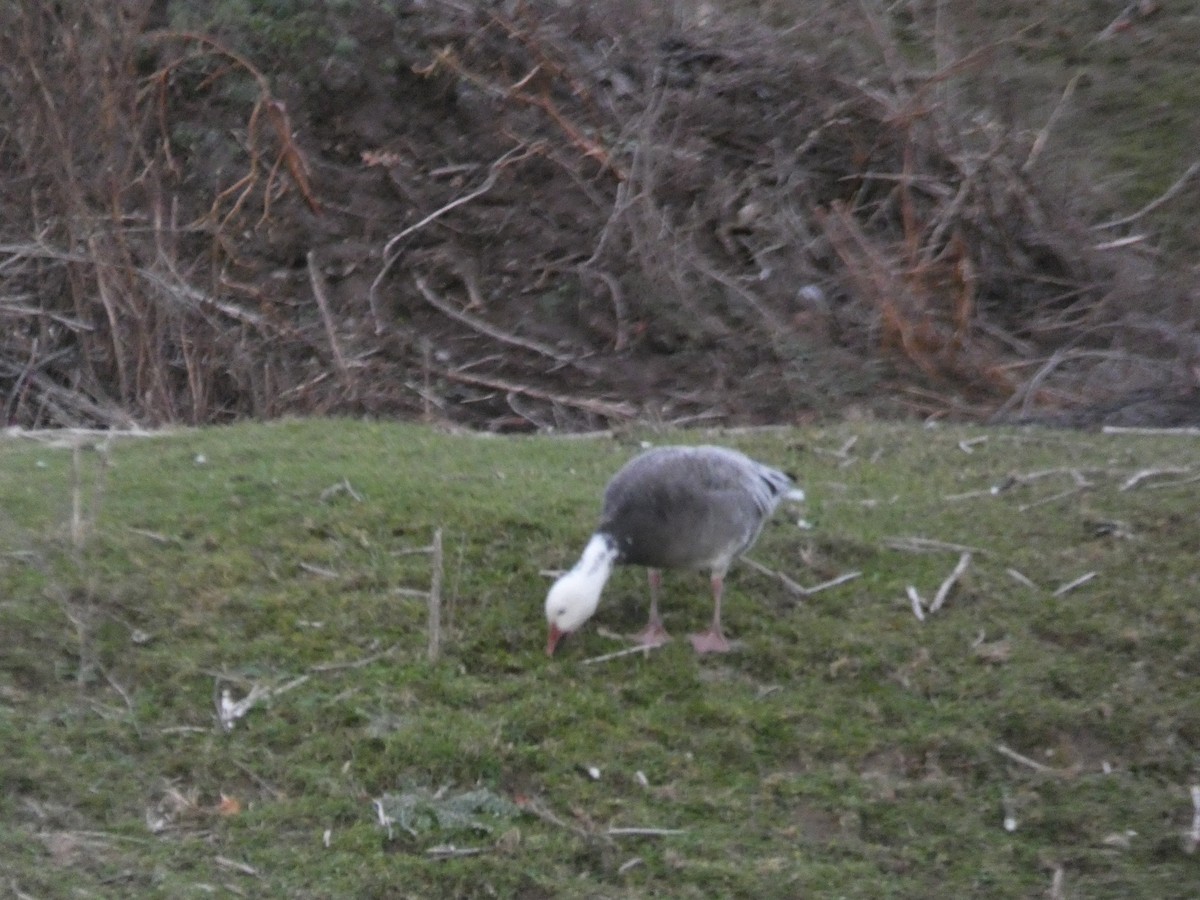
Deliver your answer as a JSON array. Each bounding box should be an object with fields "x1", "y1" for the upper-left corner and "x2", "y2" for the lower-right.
[
  {"x1": 633, "y1": 569, "x2": 671, "y2": 647},
  {"x1": 689, "y1": 572, "x2": 732, "y2": 654}
]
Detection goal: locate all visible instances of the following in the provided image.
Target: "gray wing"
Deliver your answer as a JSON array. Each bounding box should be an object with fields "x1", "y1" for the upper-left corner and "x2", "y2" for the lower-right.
[{"x1": 600, "y1": 446, "x2": 789, "y2": 571}]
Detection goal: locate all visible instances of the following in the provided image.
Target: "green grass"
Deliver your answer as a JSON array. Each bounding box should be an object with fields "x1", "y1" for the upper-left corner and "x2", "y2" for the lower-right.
[{"x1": 2, "y1": 420, "x2": 1199, "y2": 897}]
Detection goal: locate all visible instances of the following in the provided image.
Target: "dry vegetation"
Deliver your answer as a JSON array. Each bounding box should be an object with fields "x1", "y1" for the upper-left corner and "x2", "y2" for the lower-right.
[{"x1": 1, "y1": 0, "x2": 1198, "y2": 430}]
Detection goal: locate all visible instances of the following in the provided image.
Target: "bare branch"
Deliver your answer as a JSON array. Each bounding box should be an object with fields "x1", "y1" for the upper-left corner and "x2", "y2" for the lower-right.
[
  {"x1": 582, "y1": 643, "x2": 664, "y2": 665},
  {"x1": 1120, "y1": 467, "x2": 1192, "y2": 491},
  {"x1": 438, "y1": 366, "x2": 637, "y2": 422},
  {"x1": 428, "y1": 528, "x2": 444, "y2": 663},
  {"x1": 929, "y1": 552, "x2": 971, "y2": 613},
  {"x1": 1052, "y1": 572, "x2": 1095, "y2": 596},
  {"x1": 414, "y1": 275, "x2": 577, "y2": 366},
  {"x1": 995, "y1": 742, "x2": 1073, "y2": 777},
  {"x1": 1023, "y1": 72, "x2": 1081, "y2": 173},
  {"x1": 368, "y1": 145, "x2": 532, "y2": 333},
  {"x1": 307, "y1": 250, "x2": 353, "y2": 390}
]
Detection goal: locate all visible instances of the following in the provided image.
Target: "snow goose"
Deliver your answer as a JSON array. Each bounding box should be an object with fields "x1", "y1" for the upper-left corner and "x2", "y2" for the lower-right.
[{"x1": 545, "y1": 445, "x2": 804, "y2": 655}]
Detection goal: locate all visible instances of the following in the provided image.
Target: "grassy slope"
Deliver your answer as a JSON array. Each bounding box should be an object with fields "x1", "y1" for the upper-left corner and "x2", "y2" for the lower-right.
[{"x1": 1, "y1": 420, "x2": 1198, "y2": 898}]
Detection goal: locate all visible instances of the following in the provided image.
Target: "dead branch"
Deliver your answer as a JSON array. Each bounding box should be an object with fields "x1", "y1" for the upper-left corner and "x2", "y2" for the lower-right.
[
  {"x1": 413, "y1": 275, "x2": 577, "y2": 366},
  {"x1": 438, "y1": 366, "x2": 637, "y2": 422},
  {"x1": 740, "y1": 556, "x2": 811, "y2": 597},
  {"x1": 428, "y1": 528, "x2": 444, "y2": 663},
  {"x1": 216, "y1": 675, "x2": 310, "y2": 731},
  {"x1": 1052, "y1": 572, "x2": 1095, "y2": 596},
  {"x1": 1119, "y1": 467, "x2": 1192, "y2": 491},
  {"x1": 907, "y1": 585, "x2": 926, "y2": 621},
  {"x1": 582, "y1": 643, "x2": 664, "y2": 665},
  {"x1": 1017, "y1": 486, "x2": 1084, "y2": 512},
  {"x1": 368, "y1": 145, "x2": 533, "y2": 333},
  {"x1": 215, "y1": 856, "x2": 261, "y2": 877},
  {"x1": 929, "y1": 552, "x2": 971, "y2": 613},
  {"x1": 1006, "y1": 568, "x2": 1037, "y2": 589},
  {"x1": 1102, "y1": 426, "x2": 1200, "y2": 436},
  {"x1": 886, "y1": 537, "x2": 984, "y2": 554},
  {"x1": 1186, "y1": 785, "x2": 1200, "y2": 854},
  {"x1": 1023, "y1": 72, "x2": 1081, "y2": 173},
  {"x1": 426, "y1": 844, "x2": 485, "y2": 858},
  {"x1": 995, "y1": 743, "x2": 1074, "y2": 777},
  {"x1": 605, "y1": 827, "x2": 687, "y2": 837},
  {"x1": 516, "y1": 796, "x2": 609, "y2": 845},
  {"x1": 308, "y1": 645, "x2": 400, "y2": 673},
  {"x1": 803, "y1": 571, "x2": 863, "y2": 594},
  {"x1": 1049, "y1": 866, "x2": 1066, "y2": 900},
  {"x1": 307, "y1": 250, "x2": 353, "y2": 390},
  {"x1": 741, "y1": 557, "x2": 862, "y2": 598}
]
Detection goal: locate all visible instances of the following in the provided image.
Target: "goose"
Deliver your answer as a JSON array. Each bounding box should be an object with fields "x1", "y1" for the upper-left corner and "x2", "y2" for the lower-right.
[{"x1": 545, "y1": 445, "x2": 805, "y2": 656}]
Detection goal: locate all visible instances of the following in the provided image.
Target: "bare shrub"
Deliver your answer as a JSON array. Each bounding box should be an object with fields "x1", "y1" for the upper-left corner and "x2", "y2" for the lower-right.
[
  {"x1": 1, "y1": 0, "x2": 1195, "y2": 429},
  {"x1": 0, "y1": 0, "x2": 323, "y2": 426}
]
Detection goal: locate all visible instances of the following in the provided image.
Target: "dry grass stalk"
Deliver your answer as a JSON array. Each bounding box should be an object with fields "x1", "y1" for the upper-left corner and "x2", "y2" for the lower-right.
[
  {"x1": 306, "y1": 250, "x2": 353, "y2": 391},
  {"x1": 428, "y1": 528, "x2": 444, "y2": 663}
]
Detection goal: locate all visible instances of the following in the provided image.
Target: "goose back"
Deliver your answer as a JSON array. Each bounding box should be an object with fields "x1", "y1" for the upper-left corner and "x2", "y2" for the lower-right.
[{"x1": 598, "y1": 445, "x2": 795, "y2": 572}]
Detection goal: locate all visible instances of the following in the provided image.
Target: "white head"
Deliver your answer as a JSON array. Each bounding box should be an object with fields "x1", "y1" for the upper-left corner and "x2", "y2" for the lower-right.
[{"x1": 544, "y1": 534, "x2": 616, "y2": 655}]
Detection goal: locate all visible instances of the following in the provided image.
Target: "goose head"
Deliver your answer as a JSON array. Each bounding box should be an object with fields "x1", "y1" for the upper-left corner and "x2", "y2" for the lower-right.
[{"x1": 544, "y1": 566, "x2": 605, "y2": 655}]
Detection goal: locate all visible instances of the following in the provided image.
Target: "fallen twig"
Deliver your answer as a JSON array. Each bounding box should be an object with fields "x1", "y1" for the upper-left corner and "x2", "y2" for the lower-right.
[
  {"x1": 299, "y1": 562, "x2": 339, "y2": 578},
  {"x1": 230, "y1": 760, "x2": 285, "y2": 800},
  {"x1": 907, "y1": 586, "x2": 925, "y2": 622},
  {"x1": 1120, "y1": 467, "x2": 1192, "y2": 492},
  {"x1": 742, "y1": 558, "x2": 861, "y2": 598},
  {"x1": 394, "y1": 587, "x2": 432, "y2": 598},
  {"x1": 308, "y1": 645, "x2": 400, "y2": 672},
  {"x1": 1006, "y1": 568, "x2": 1037, "y2": 589},
  {"x1": 995, "y1": 743, "x2": 1072, "y2": 777},
  {"x1": 886, "y1": 537, "x2": 983, "y2": 555},
  {"x1": 1052, "y1": 572, "x2": 1095, "y2": 596},
  {"x1": 1018, "y1": 486, "x2": 1084, "y2": 512},
  {"x1": 605, "y1": 827, "x2": 688, "y2": 837},
  {"x1": 740, "y1": 556, "x2": 807, "y2": 597},
  {"x1": 215, "y1": 855, "x2": 260, "y2": 876},
  {"x1": 1023, "y1": 72, "x2": 1081, "y2": 173},
  {"x1": 516, "y1": 797, "x2": 605, "y2": 844},
  {"x1": 127, "y1": 526, "x2": 178, "y2": 545},
  {"x1": 1093, "y1": 160, "x2": 1200, "y2": 230},
  {"x1": 582, "y1": 643, "x2": 663, "y2": 665},
  {"x1": 804, "y1": 571, "x2": 862, "y2": 594},
  {"x1": 439, "y1": 365, "x2": 636, "y2": 421},
  {"x1": 1049, "y1": 865, "x2": 1065, "y2": 900},
  {"x1": 1101, "y1": 426, "x2": 1200, "y2": 436},
  {"x1": 216, "y1": 675, "x2": 310, "y2": 731},
  {"x1": 2, "y1": 425, "x2": 164, "y2": 444},
  {"x1": 908, "y1": 553, "x2": 972, "y2": 620},
  {"x1": 943, "y1": 487, "x2": 994, "y2": 501},
  {"x1": 319, "y1": 477, "x2": 363, "y2": 502},
  {"x1": 428, "y1": 527, "x2": 444, "y2": 663},
  {"x1": 1186, "y1": 785, "x2": 1200, "y2": 854},
  {"x1": 426, "y1": 844, "x2": 485, "y2": 858},
  {"x1": 812, "y1": 435, "x2": 858, "y2": 460},
  {"x1": 929, "y1": 552, "x2": 971, "y2": 614},
  {"x1": 414, "y1": 275, "x2": 579, "y2": 367},
  {"x1": 100, "y1": 665, "x2": 139, "y2": 734}
]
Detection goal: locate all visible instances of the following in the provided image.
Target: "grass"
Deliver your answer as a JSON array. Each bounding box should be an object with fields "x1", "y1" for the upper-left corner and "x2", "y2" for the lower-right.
[{"x1": 2, "y1": 419, "x2": 1199, "y2": 897}]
